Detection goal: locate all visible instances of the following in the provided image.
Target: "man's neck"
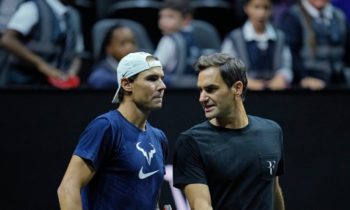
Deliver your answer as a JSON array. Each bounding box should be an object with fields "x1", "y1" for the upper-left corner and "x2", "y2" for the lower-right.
[
  {"x1": 117, "y1": 102, "x2": 149, "y2": 131},
  {"x1": 210, "y1": 101, "x2": 249, "y2": 129}
]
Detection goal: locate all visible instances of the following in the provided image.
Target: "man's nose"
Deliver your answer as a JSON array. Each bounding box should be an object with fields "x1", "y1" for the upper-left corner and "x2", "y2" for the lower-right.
[
  {"x1": 199, "y1": 91, "x2": 208, "y2": 102},
  {"x1": 158, "y1": 79, "x2": 166, "y2": 90}
]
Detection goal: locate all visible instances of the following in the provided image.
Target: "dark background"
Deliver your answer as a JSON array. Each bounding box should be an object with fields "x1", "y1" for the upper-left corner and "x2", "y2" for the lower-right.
[{"x1": 0, "y1": 88, "x2": 349, "y2": 210}]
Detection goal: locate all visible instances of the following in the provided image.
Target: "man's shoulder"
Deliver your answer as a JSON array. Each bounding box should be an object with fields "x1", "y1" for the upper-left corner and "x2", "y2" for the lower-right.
[
  {"x1": 146, "y1": 123, "x2": 166, "y2": 138},
  {"x1": 181, "y1": 121, "x2": 210, "y2": 136},
  {"x1": 92, "y1": 110, "x2": 122, "y2": 126},
  {"x1": 249, "y1": 115, "x2": 282, "y2": 131}
]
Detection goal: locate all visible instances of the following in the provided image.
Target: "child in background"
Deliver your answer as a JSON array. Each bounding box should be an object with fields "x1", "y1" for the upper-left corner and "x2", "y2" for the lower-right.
[
  {"x1": 88, "y1": 25, "x2": 136, "y2": 89},
  {"x1": 154, "y1": 0, "x2": 201, "y2": 88},
  {"x1": 222, "y1": 0, "x2": 293, "y2": 90}
]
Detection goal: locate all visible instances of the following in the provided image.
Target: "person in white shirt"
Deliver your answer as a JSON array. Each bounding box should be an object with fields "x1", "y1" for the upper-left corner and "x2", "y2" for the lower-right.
[
  {"x1": 0, "y1": 0, "x2": 83, "y2": 87},
  {"x1": 221, "y1": 0, "x2": 292, "y2": 90}
]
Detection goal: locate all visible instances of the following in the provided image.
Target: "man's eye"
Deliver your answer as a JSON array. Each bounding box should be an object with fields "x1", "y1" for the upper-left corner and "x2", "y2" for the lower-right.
[
  {"x1": 205, "y1": 87, "x2": 214, "y2": 93},
  {"x1": 147, "y1": 76, "x2": 158, "y2": 81}
]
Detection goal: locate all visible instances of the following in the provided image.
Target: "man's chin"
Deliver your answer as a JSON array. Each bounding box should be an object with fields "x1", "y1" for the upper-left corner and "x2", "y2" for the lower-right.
[
  {"x1": 204, "y1": 112, "x2": 215, "y2": 120},
  {"x1": 150, "y1": 103, "x2": 163, "y2": 110}
]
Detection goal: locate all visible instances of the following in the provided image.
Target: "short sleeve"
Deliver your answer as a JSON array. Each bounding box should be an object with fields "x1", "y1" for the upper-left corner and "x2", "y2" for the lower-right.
[
  {"x1": 173, "y1": 133, "x2": 207, "y2": 189},
  {"x1": 7, "y1": 2, "x2": 39, "y2": 35},
  {"x1": 221, "y1": 36, "x2": 237, "y2": 57},
  {"x1": 73, "y1": 117, "x2": 115, "y2": 171}
]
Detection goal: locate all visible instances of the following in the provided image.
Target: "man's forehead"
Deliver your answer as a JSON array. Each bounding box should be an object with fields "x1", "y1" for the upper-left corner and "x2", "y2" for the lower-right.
[{"x1": 138, "y1": 67, "x2": 164, "y2": 76}]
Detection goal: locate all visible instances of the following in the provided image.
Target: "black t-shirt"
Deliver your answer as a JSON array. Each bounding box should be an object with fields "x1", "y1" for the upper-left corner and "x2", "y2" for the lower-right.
[{"x1": 173, "y1": 115, "x2": 285, "y2": 210}]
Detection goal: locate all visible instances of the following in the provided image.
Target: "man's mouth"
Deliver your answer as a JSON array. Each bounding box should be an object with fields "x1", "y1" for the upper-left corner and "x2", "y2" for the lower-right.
[{"x1": 203, "y1": 105, "x2": 214, "y2": 112}]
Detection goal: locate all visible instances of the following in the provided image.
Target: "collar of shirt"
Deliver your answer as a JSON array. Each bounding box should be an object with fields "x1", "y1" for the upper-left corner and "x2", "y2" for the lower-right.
[
  {"x1": 242, "y1": 21, "x2": 276, "y2": 42},
  {"x1": 46, "y1": 0, "x2": 69, "y2": 30},
  {"x1": 301, "y1": 0, "x2": 334, "y2": 20},
  {"x1": 46, "y1": 0, "x2": 68, "y2": 17}
]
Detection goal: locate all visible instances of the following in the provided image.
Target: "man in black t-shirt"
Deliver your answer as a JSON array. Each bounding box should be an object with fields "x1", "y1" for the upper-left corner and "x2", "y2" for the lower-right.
[{"x1": 173, "y1": 53, "x2": 285, "y2": 210}]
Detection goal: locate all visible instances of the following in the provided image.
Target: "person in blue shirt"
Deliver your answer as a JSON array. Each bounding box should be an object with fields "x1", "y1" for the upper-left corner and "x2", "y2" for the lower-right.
[{"x1": 58, "y1": 52, "x2": 168, "y2": 210}]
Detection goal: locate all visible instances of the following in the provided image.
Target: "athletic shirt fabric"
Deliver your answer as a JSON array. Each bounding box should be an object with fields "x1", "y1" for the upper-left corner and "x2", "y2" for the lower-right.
[
  {"x1": 74, "y1": 110, "x2": 168, "y2": 210},
  {"x1": 173, "y1": 115, "x2": 285, "y2": 210}
]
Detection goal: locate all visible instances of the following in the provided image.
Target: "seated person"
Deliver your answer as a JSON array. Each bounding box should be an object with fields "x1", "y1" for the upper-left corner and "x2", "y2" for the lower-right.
[
  {"x1": 281, "y1": 0, "x2": 350, "y2": 90},
  {"x1": 0, "y1": 0, "x2": 83, "y2": 88},
  {"x1": 222, "y1": 0, "x2": 293, "y2": 90},
  {"x1": 88, "y1": 24, "x2": 136, "y2": 89},
  {"x1": 155, "y1": 0, "x2": 201, "y2": 88}
]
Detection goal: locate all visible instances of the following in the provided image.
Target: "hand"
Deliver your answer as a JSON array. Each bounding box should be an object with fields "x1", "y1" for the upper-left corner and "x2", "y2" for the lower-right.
[
  {"x1": 300, "y1": 77, "x2": 326, "y2": 90},
  {"x1": 48, "y1": 75, "x2": 80, "y2": 90},
  {"x1": 268, "y1": 74, "x2": 288, "y2": 90},
  {"x1": 248, "y1": 78, "x2": 266, "y2": 91}
]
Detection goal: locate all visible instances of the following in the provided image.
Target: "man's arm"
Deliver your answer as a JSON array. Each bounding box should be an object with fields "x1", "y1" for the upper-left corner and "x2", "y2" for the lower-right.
[
  {"x1": 57, "y1": 155, "x2": 95, "y2": 210},
  {"x1": 183, "y1": 183, "x2": 213, "y2": 210},
  {"x1": 0, "y1": 29, "x2": 63, "y2": 78},
  {"x1": 274, "y1": 176, "x2": 285, "y2": 210}
]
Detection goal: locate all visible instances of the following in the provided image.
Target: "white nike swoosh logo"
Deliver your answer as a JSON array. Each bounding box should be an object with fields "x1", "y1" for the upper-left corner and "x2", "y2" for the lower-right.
[{"x1": 138, "y1": 166, "x2": 159, "y2": 179}]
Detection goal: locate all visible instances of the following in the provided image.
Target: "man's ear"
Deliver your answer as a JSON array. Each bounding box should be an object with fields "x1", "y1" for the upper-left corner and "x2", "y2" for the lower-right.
[
  {"x1": 232, "y1": 81, "x2": 243, "y2": 96},
  {"x1": 120, "y1": 78, "x2": 132, "y2": 92}
]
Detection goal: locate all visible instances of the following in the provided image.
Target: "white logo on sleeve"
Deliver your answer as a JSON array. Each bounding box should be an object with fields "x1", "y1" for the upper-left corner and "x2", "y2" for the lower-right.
[{"x1": 136, "y1": 142, "x2": 159, "y2": 179}]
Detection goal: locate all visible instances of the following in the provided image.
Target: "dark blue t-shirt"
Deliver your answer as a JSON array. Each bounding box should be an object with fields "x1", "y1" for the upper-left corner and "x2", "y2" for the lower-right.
[{"x1": 74, "y1": 110, "x2": 168, "y2": 210}]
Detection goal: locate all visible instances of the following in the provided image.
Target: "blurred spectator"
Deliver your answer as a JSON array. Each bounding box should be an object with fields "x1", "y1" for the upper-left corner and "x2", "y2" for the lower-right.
[
  {"x1": 87, "y1": 24, "x2": 137, "y2": 89},
  {"x1": 281, "y1": 0, "x2": 350, "y2": 90},
  {"x1": 0, "y1": 0, "x2": 84, "y2": 88},
  {"x1": 154, "y1": 0, "x2": 201, "y2": 88},
  {"x1": 0, "y1": 0, "x2": 25, "y2": 85},
  {"x1": 222, "y1": 0, "x2": 293, "y2": 90}
]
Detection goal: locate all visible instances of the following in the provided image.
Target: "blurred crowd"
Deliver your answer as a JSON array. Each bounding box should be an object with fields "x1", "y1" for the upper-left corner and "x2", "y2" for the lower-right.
[{"x1": 0, "y1": 0, "x2": 349, "y2": 90}]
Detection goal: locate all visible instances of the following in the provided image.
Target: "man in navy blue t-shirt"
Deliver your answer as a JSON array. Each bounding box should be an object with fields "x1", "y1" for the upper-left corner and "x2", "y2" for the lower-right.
[{"x1": 58, "y1": 52, "x2": 168, "y2": 210}]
